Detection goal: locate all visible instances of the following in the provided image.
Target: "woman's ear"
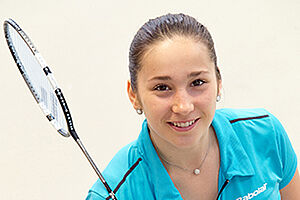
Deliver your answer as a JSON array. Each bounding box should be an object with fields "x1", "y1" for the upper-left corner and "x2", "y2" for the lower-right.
[
  {"x1": 127, "y1": 80, "x2": 141, "y2": 110},
  {"x1": 217, "y1": 79, "x2": 222, "y2": 97}
]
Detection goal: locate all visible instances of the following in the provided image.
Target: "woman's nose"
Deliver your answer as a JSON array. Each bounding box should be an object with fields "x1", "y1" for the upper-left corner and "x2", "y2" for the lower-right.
[{"x1": 171, "y1": 91, "x2": 194, "y2": 115}]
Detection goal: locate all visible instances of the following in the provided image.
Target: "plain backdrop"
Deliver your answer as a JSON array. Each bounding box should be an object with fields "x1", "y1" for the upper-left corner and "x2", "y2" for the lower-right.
[{"x1": 0, "y1": 0, "x2": 299, "y2": 199}]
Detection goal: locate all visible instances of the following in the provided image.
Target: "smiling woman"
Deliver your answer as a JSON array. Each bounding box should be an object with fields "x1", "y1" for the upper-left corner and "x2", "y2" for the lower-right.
[
  {"x1": 86, "y1": 13, "x2": 299, "y2": 200},
  {"x1": 133, "y1": 36, "x2": 220, "y2": 152}
]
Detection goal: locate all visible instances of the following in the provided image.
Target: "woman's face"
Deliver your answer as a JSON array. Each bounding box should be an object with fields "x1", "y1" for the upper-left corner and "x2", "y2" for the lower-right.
[{"x1": 128, "y1": 36, "x2": 222, "y2": 149}]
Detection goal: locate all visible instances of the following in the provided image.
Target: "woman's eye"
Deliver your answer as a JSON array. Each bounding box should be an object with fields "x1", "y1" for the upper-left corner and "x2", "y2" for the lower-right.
[
  {"x1": 153, "y1": 84, "x2": 170, "y2": 91},
  {"x1": 191, "y1": 79, "x2": 205, "y2": 87}
]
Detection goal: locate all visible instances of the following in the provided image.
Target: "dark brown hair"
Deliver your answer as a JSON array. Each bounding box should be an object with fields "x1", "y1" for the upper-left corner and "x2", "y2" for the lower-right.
[{"x1": 129, "y1": 13, "x2": 221, "y2": 91}]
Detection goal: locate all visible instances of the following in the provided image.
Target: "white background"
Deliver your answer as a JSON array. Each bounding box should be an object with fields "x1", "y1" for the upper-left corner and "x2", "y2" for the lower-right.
[{"x1": 0, "y1": 0, "x2": 299, "y2": 199}]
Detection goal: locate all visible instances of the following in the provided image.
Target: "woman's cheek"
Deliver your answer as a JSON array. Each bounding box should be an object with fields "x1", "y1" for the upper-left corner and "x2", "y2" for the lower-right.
[
  {"x1": 196, "y1": 91, "x2": 215, "y2": 106},
  {"x1": 143, "y1": 96, "x2": 162, "y2": 114}
]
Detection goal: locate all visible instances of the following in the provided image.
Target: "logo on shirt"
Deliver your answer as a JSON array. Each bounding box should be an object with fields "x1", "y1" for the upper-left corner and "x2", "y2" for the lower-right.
[{"x1": 236, "y1": 183, "x2": 267, "y2": 200}]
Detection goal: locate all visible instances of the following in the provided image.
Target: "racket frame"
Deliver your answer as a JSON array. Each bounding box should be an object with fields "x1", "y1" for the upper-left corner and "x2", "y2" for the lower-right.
[
  {"x1": 4, "y1": 19, "x2": 70, "y2": 137},
  {"x1": 3, "y1": 19, "x2": 117, "y2": 199}
]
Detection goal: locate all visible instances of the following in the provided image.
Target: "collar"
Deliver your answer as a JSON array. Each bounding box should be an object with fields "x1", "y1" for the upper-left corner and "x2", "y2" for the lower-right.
[
  {"x1": 212, "y1": 110, "x2": 255, "y2": 180},
  {"x1": 136, "y1": 109, "x2": 255, "y2": 197},
  {"x1": 137, "y1": 120, "x2": 183, "y2": 199}
]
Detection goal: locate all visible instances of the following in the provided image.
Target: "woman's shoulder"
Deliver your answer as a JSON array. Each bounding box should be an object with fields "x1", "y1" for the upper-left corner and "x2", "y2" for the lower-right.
[
  {"x1": 215, "y1": 108, "x2": 284, "y2": 132},
  {"x1": 215, "y1": 108, "x2": 297, "y2": 191},
  {"x1": 216, "y1": 107, "x2": 288, "y2": 139},
  {"x1": 216, "y1": 107, "x2": 270, "y2": 119},
  {"x1": 214, "y1": 108, "x2": 294, "y2": 166}
]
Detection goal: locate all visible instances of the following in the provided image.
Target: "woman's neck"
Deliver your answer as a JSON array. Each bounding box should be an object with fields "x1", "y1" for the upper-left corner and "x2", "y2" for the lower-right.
[{"x1": 150, "y1": 126, "x2": 215, "y2": 170}]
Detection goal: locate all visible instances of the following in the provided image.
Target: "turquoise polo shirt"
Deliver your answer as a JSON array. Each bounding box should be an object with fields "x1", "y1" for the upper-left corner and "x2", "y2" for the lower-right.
[{"x1": 86, "y1": 108, "x2": 297, "y2": 199}]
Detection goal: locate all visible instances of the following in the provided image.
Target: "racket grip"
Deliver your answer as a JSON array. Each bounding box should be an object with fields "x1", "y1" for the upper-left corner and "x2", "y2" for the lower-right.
[{"x1": 54, "y1": 88, "x2": 79, "y2": 140}]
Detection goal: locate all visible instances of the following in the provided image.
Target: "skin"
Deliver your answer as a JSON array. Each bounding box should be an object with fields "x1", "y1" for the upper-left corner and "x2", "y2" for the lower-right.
[
  {"x1": 280, "y1": 168, "x2": 300, "y2": 199},
  {"x1": 128, "y1": 36, "x2": 222, "y2": 199},
  {"x1": 128, "y1": 36, "x2": 221, "y2": 152},
  {"x1": 127, "y1": 35, "x2": 300, "y2": 199}
]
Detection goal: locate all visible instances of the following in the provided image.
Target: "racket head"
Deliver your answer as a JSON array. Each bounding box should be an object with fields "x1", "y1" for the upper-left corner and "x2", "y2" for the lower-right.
[{"x1": 4, "y1": 19, "x2": 70, "y2": 137}]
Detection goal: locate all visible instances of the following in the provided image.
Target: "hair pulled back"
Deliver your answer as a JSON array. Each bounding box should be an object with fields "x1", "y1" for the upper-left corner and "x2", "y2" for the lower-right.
[{"x1": 129, "y1": 13, "x2": 221, "y2": 91}]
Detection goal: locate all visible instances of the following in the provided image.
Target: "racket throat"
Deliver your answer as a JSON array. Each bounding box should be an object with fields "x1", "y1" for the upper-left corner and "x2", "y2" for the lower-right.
[{"x1": 54, "y1": 88, "x2": 79, "y2": 140}]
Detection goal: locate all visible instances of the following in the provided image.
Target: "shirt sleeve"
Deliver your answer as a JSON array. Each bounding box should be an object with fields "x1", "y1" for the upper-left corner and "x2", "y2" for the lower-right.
[{"x1": 269, "y1": 113, "x2": 298, "y2": 190}]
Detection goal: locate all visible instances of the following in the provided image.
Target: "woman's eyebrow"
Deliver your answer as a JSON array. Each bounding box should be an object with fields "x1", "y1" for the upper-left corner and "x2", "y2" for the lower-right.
[
  {"x1": 148, "y1": 71, "x2": 209, "y2": 82},
  {"x1": 148, "y1": 76, "x2": 171, "y2": 81},
  {"x1": 188, "y1": 71, "x2": 209, "y2": 78}
]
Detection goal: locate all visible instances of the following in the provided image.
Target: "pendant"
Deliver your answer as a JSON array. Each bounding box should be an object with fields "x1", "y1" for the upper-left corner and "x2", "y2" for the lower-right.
[{"x1": 193, "y1": 168, "x2": 200, "y2": 175}]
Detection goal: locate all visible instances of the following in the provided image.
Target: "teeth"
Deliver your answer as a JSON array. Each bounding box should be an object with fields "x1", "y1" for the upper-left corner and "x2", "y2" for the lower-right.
[{"x1": 172, "y1": 120, "x2": 196, "y2": 128}]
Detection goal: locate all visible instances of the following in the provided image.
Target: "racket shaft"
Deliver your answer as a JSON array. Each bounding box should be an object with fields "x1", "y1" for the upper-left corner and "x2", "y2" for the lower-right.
[{"x1": 76, "y1": 139, "x2": 117, "y2": 199}]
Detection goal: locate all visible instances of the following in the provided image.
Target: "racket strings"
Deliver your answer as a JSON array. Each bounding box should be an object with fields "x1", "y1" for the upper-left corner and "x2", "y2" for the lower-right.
[{"x1": 7, "y1": 25, "x2": 68, "y2": 134}]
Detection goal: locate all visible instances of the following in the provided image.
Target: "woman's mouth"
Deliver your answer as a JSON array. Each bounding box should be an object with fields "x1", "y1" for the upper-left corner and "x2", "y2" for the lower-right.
[{"x1": 167, "y1": 118, "x2": 200, "y2": 132}]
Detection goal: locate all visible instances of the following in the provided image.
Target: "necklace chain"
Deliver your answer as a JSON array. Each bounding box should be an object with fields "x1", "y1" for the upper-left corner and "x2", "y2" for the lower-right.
[{"x1": 154, "y1": 134, "x2": 211, "y2": 175}]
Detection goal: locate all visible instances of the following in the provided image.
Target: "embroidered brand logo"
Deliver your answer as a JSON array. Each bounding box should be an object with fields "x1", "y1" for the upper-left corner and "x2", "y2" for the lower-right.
[{"x1": 236, "y1": 183, "x2": 267, "y2": 200}]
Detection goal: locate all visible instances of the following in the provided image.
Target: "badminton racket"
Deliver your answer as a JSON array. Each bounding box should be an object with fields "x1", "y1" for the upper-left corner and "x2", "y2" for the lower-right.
[{"x1": 3, "y1": 18, "x2": 117, "y2": 200}]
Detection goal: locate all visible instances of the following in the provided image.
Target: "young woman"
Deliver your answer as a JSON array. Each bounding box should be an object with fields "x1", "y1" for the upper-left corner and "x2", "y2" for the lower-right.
[{"x1": 86, "y1": 13, "x2": 299, "y2": 200}]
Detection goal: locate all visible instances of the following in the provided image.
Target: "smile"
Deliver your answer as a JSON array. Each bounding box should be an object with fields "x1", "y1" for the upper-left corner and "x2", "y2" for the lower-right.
[
  {"x1": 167, "y1": 118, "x2": 200, "y2": 132},
  {"x1": 171, "y1": 119, "x2": 196, "y2": 128}
]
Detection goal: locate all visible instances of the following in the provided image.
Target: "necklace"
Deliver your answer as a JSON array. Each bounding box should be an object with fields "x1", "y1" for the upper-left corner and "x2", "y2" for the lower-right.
[{"x1": 154, "y1": 134, "x2": 211, "y2": 175}]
